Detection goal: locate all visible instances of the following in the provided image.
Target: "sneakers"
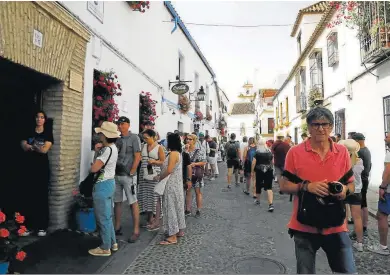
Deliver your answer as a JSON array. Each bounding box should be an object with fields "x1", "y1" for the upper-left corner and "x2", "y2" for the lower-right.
[
  {"x1": 88, "y1": 247, "x2": 111, "y2": 256},
  {"x1": 37, "y1": 230, "x2": 47, "y2": 237},
  {"x1": 268, "y1": 204, "x2": 274, "y2": 212},
  {"x1": 353, "y1": 242, "x2": 363, "y2": 252},
  {"x1": 210, "y1": 177, "x2": 215, "y2": 181},
  {"x1": 227, "y1": 185, "x2": 231, "y2": 190},
  {"x1": 111, "y1": 243, "x2": 118, "y2": 252},
  {"x1": 184, "y1": 210, "x2": 191, "y2": 216},
  {"x1": 368, "y1": 244, "x2": 390, "y2": 255},
  {"x1": 363, "y1": 229, "x2": 368, "y2": 237},
  {"x1": 254, "y1": 200, "x2": 260, "y2": 205},
  {"x1": 195, "y1": 210, "x2": 201, "y2": 217},
  {"x1": 243, "y1": 190, "x2": 250, "y2": 195},
  {"x1": 347, "y1": 219, "x2": 354, "y2": 225},
  {"x1": 235, "y1": 182, "x2": 240, "y2": 187}
]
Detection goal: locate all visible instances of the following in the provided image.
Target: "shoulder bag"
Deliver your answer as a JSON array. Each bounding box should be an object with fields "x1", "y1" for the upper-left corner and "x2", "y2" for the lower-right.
[
  {"x1": 191, "y1": 149, "x2": 204, "y2": 182},
  {"x1": 80, "y1": 147, "x2": 113, "y2": 198},
  {"x1": 282, "y1": 169, "x2": 353, "y2": 230}
]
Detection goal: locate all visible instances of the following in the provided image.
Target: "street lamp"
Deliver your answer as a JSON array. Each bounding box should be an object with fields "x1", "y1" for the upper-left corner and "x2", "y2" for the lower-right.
[{"x1": 189, "y1": 86, "x2": 205, "y2": 102}]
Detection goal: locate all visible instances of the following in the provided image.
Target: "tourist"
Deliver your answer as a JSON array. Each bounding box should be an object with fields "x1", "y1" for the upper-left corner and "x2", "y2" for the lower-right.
[{"x1": 88, "y1": 121, "x2": 119, "y2": 256}]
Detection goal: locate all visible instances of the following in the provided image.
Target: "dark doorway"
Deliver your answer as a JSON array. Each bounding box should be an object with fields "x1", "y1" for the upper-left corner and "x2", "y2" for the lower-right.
[
  {"x1": 335, "y1": 109, "x2": 346, "y2": 140},
  {"x1": 0, "y1": 57, "x2": 60, "y2": 215}
]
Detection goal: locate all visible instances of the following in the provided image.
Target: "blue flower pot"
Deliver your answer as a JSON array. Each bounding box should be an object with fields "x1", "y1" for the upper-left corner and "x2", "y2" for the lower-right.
[
  {"x1": 0, "y1": 261, "x2": 9, "y2": 274},
  {"x1": 76, "y1": 208, "x2": 96, "y2": 233}
]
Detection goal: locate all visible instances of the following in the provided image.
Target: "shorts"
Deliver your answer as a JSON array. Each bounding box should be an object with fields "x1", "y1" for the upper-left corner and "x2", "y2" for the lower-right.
[
  {"x1": 114, "y1": 175, "x2": 137, "y2": 205},
  {"x1": 191, "y1": 176, "x2": 204, "y2": 189},
  {"x1": 360, "y1": 179, "x2": 369, "y2": 208},
  {"x1": 378, "y1": 193, "x2": 390, "y2": 215},
  {"x1": 227, "y1": 159, "x2": 239, "y2": 169},
  {"x1": 207, "y1": 156, "x2": 217, "y2": 165},
  {"x1": 255, "y1": 169, "x2": 273, "y2": 194},
  {"x1": 345, "y1": 193, "x2": 362, "y2": 206}
]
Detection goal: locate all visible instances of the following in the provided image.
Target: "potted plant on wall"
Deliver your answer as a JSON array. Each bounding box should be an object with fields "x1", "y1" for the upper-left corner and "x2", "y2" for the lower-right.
[
  {"x1": 92, "y1": 70, "x2": 122, "y2": 148},
  {"x1": 139, "y1": 92, "x2": 158, "y2": 132},
  {"x1": 178, "y1": 95, "x2": 191, "y2": 114},
  {"x1": 71, "y1": 189, "x2": 95, "y2": 233},
  {"x1": 127, "y1": 1, "x2": 150, "y2": 13},
  {"x1": 195, "y1": 111, "x2": 203, "y2": 121},
  {"x1": 0, "y1": 211, "x2": 27, "y2": 274}
]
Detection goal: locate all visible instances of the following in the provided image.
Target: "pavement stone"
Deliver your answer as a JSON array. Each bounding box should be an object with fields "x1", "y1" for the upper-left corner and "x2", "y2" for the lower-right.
[{"x1": 123, "y1": 164, "x2": 389, "y2": 274}]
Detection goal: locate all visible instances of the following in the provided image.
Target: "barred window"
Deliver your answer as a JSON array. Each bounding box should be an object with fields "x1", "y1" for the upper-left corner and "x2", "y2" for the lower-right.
[
  {"x1": 384, "y1": 96, "x2": 390, "y2": 136},
  {"x1": 327, "y1": 32, "x2": 339, "y2": 67},
  {"x1": 335, "y1": 109, "x2": 345, "y2": 140}
]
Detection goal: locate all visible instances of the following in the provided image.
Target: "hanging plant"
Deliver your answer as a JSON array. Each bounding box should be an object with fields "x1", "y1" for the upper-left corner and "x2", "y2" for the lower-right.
[
  {"x1": 178, "y1": 95, "x2": 191, "y2": 114},
  {"x1": 92, "y1": 71, "x2": 122, "y2": 126},
  {"x1": 127, "y1": 1, "x2": 150, "y2": 13},
  {"x1": 139, "y1": 91, "x2": 158, "y2": 132},
  {"x1": 195, "y1": 111, "x2": 203, "y2": 121}
]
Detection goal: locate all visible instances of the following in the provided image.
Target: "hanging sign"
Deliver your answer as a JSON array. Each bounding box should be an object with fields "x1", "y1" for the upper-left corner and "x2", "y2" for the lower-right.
[{"x1": 171, "y1": 83, "x2": 189, "y2": 95}]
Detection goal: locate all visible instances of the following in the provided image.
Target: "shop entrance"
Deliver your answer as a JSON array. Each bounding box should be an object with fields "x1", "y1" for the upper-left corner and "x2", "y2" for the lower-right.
[{"x1": 0, "y1": 57, "x2": 60, "y2": 215}]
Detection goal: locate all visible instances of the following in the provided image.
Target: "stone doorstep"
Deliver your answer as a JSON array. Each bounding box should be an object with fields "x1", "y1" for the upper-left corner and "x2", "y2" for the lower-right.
[{"x1": 366, "y1": 188, "x2": 390, "y2": 227}]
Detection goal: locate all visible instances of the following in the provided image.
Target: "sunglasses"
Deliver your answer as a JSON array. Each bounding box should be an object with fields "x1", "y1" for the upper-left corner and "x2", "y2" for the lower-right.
[
  {"x1": 186, "y1": 138, "x2": 193, "y2": 141},
  {"x1": 310, "y1": 123, "x2": 331, "y2": 130}
]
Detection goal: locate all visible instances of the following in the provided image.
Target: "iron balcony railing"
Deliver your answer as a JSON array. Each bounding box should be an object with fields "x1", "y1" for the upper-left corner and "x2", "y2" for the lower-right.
[{"x1": 359, "y1": 1, "x2": 390, "y2": 63}]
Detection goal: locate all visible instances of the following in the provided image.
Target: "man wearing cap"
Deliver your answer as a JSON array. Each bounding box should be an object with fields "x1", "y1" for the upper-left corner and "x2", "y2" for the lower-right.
[{"x1": 114, "y1": 116, "x2": 142, "y2": 243}]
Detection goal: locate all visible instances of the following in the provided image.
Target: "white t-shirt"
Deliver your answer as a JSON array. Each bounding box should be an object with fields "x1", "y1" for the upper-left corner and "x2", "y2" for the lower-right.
[
  {"x1": 384, "y1": 151, "x2": 390, "y2": 192},
  {"x1": 353, "y1": 158, "x2": 364, "y2": 193},
  {"x1": 96, "y1": 144, "x2": 118, "y2": 182},
  {"x1": 240, "y1": 142, "x2": 248, "y2": 160}
]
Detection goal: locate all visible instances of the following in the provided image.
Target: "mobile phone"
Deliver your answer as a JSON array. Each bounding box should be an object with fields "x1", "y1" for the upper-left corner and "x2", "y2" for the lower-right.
[{"x1": 147, "y1": 164, "x2": 154, "y2": 175}]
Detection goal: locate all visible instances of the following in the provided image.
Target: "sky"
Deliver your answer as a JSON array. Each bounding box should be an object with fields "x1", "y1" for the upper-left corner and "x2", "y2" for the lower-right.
[{"x1": 173, "y1": 1, "x2": 316, "y2": 102}]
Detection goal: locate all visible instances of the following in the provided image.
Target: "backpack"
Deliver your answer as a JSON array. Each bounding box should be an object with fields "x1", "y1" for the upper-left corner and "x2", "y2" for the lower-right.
[
  {"x1": 227, "y1": 141, "x2": 238, "y2": 159},
  {"x1": 246, "y1": 147, "x2": 257, "y2": 162}
]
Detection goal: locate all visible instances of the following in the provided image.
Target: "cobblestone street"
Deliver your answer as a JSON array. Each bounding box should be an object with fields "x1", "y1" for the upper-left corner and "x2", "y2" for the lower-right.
[{"x1": 124, "y1": 164, "x2": 389, "y2": 274}]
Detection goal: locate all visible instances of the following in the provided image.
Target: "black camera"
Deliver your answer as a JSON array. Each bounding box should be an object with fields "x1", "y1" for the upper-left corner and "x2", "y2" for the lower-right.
[{"x1": 328, "y1": 181, "x2": 343, "y2": 195}]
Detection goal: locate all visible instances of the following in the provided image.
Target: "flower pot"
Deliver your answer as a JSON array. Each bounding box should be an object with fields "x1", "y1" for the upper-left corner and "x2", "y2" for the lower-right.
[
  {"x1": 76, "y1": 208, "x2": 96, "y2": 233},
  {"x1": 0, "y1": 261, "x2": 9, "y2": 274}
]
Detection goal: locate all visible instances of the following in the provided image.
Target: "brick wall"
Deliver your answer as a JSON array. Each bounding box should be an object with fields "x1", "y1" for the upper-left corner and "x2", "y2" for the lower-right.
[{"x1": 0, "y1": 1, "x2": 90, "y2": 230}]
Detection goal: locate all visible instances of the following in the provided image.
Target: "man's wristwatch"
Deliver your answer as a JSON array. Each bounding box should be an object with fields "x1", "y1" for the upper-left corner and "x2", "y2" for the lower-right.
[
  {"x1": 379, "y1": 186, "x2": 387, "y2": 190},
  {"x1": 301, "y1": 180, "x2": 309, "y2": 192}
]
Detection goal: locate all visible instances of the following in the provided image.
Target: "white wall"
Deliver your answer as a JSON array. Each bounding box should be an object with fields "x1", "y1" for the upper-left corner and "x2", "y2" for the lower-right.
[
  {"x1": 227, "y1": 114, "x2": 257, "y2": 141},
  {"x1": 62, "y1": 1, "x2": 218, "y2": 179},
  {"x1": 277, "y1": 8, "x2": 390, "y2": 190}
]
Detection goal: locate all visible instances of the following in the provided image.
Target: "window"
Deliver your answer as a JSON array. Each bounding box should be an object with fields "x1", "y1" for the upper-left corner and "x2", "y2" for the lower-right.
[
  {"x1": 327, "y1": 32, "x2": 339, "y2": 67},
  {"x1": 177, "y1": 121, "x2": 183, "y2": 132},
  {"x1": 309, "y1": 51, "x2": 324, "y2": 93},
  {"x1": 285, "y1": 97, "x2": 289, "y2": 123},
  {"x1": 275, "y1": 106, "x2": 279, "y2": 127},
  {"x1": 240, "y1": 122, "x2": 246, "y2": 136},
  {"x1": 297, "y1": 31, "x2": 302, "y2": 54},
  {"x1": 179, "y1": 52, "x2": 185, "y2": 80},
  {"x1": 335, "y1": 109, "x2": 346, "y2": 140},
  {"x1": 210, "y1": 100, "x2": 212, "y2": 111},
  {"x1": 194, "y1": 72, "x2": 200, "y2": 111},
  {"x1": 384, "y1": 96, "x2": 390, "y2": 136},
  {"x1": 268, "y1": 118, "x2": 274, "y2": 134}
]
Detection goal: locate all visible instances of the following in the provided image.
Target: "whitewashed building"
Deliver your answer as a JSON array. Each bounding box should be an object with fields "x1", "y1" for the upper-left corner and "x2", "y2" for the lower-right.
[
  {"x1": 254, "y1": 89, "x2": 277, "y2": 141},
  {"x1": 273, "y1": 1, "x2": 390, "y2": 188},
  {"x1": 59, "y1": 1, "x2": 220, "y2": 180}
]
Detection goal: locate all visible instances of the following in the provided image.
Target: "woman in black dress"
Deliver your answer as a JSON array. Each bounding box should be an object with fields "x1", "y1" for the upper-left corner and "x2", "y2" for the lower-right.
[{"x1": 20, "y1": 110, "x2": 54, "y2": 237}]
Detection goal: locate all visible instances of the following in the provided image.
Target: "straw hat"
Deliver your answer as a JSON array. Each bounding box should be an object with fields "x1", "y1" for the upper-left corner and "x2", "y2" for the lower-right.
[
  {"x1": 95, "y1": 121, "x2": 121, "y2": 138},
  {"x1": 338, "y1": 139, "x2": 360, "y2": 165}
]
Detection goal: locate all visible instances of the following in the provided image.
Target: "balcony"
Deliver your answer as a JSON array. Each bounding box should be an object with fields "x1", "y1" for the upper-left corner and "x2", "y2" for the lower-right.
[
  {"x1": 359, "y1": 2, "x2": 390, "y2": 63},
  {"x1": 297, "y1": 94, "x2": 307, "y2": 113},
  {"x1": 308, "y1": 86, "x2": 324, "y2": 108}
]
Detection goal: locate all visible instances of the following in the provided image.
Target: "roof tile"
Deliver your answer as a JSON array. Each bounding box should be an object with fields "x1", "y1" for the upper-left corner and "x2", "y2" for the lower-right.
[
  {"x1": 231, "y1": 103, "x2": 255, "y2": 115},
  {"x1": 291, "y1": 1, "x2": 328, "y2": 37}
]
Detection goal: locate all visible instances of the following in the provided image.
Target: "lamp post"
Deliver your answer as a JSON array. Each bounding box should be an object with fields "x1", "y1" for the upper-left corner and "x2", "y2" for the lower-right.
[{"x1": 189, "y1": 86, "x2": 205, "y2": 102}]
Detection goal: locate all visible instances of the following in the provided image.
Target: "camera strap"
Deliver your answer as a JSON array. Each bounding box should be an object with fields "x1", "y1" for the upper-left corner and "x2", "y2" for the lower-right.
[{"x1": 282, "y1": 168, "x2": 353, "y2": 185}]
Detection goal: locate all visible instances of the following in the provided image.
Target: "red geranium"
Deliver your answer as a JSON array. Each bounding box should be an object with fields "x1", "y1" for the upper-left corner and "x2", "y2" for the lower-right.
[
  {"x1": 15, "y1": 212, "x2": 25, "y2": 224},
  {"x1": 0, "y1": 228, "x2": 10, "y2": 238},
  {"x1": 0, "y1": 211, "x2": 5, "y2": 223},
  {"x1": 16, "y1": 251, "x2": 27, "y2": 261}
]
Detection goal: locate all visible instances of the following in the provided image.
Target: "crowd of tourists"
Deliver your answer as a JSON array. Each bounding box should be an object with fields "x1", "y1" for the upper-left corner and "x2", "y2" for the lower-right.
[{"x1": 16, "y1": 108, "x2": 390, "y2": 273}]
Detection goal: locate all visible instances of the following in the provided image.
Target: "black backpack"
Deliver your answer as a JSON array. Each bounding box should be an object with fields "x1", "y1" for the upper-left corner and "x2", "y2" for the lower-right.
[{"x1": 227, "y1": 141, "x2": 238, "y2": 159}]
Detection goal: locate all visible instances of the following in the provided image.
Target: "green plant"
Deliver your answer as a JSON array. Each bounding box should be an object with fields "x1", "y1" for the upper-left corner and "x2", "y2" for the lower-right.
[
  {"x1": 308, "y1": 88, "x2": 323, "y2": 108},
  {"x1": 301, "y1": 122, "x2": 308, "y2": 134}
]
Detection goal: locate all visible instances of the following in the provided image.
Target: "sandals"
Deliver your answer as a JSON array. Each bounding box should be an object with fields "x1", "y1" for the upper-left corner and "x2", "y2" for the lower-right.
[
  {"x1": 159, "y1": 239, "x2": 177, "y2": 245},
  {"x1": 177, "y1": 232, "x2": 185, "y2": 238},
  {"x1": 147, "y1": 224, "x2": 160, "y2": 232},
  {"x1": 128, "y1": 233, "x2": 140, "y2": 243}
]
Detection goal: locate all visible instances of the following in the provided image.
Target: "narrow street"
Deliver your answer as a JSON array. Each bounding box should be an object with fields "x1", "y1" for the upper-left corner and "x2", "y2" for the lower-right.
[{"x1": 123, "y1": 164, "x2": 389, "y2": 274}]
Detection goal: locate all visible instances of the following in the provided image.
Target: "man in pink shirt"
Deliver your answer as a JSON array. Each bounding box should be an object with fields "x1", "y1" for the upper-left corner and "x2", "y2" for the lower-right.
[{"x1": 280, "y1": 107, "x2": 356, "y2": 274}]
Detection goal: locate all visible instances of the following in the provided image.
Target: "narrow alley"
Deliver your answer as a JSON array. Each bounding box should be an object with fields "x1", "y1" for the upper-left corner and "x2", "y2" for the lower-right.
[{"x1": 121, "y1": 164, "x2": 389, "y2": 274}]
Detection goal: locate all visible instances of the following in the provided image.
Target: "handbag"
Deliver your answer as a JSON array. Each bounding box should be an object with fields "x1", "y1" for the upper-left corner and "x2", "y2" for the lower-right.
[
  {"x1": 154, "y1": 175, "x2": 171, "y2": 196},
  {"x1": 79, "y1": 147, "x2": 113, "y2": 197},
  {"x1": 282, "y1": 169, "x2": 353, "y2": 230},
  {"x1": 143, "y1": 144, "x2": 159, "y2": 180},
  {"x1": 191, "y1": 149, "x2": 204, "y2": 182}
]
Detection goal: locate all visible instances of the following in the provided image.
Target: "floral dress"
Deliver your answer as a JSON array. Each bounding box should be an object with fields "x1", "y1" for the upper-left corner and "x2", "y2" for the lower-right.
[
  {"x1": 188, "y1": 148, "x2": 207, "y2": 188},
  {"x1": 161, "y1": 153, "x2": 186, "y2": 236}
]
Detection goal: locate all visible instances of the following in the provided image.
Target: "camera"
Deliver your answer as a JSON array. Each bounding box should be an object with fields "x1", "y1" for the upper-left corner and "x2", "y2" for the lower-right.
[{"x1": 328, "y1": 181, "x2": 343, "y2": 194}]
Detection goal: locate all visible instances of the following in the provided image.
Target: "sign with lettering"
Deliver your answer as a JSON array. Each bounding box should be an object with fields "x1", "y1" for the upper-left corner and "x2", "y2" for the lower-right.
[
  {"x1": 69, "y1": 71, "x2": 83, "y2": 93},
  {"x1": 171, "y1": 83, "x2": 189, "y2": 95},
  {"x1": 33, "y1": 29, "x2": 43, "y2": 48}
]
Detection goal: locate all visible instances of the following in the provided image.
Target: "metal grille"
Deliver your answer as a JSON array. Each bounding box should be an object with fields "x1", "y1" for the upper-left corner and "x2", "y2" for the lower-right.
[
  {"x1": 327, "y1": 32, "x2": 339, "y2": 67},
  {"x1": 335, "y1": 109, "x2": 346, "y2": 140},
  {"x1": 309, "y1": 51, "x2": 323, "y2": 91},
  {"x1": 383, "y1": 96, "x2": 390, "y2": 135}
]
